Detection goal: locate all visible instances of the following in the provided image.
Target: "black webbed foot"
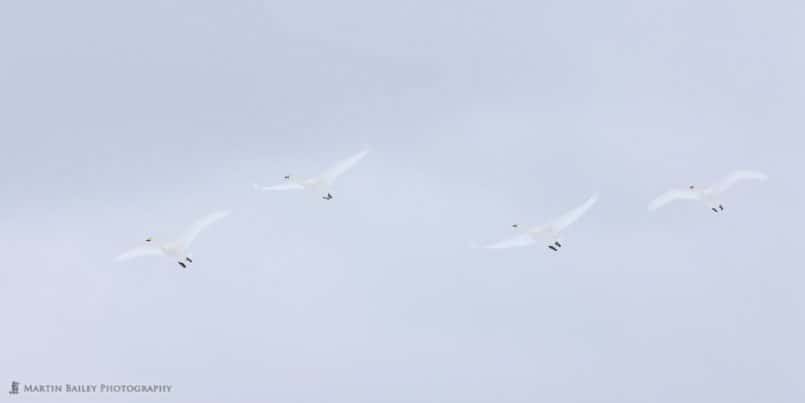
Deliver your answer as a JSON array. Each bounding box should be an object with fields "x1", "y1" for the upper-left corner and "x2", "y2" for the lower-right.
[
  {"x1": 178, "y1": 261, "x2": 187, "y2": 268},
  {"x1": 548, "y1": 245, "x2": 558, "y2": 251},
  {"x1": 186, "y1": 257, "x2": 193, "y2": 263}
]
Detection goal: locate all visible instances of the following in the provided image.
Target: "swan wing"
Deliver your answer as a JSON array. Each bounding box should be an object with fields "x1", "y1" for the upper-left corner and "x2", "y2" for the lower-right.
[
  {"x1": 116, "y1": 245, "x2": 163, "y2": 261},
  {"x1": 253, "y1": 182, "x2": 304, "y2": 191},
  {"x1": 319, "y1": 147, "x2": 369, "y2": 185},
  {"x1": 648, "y1": 189, "x2": 698, "y2": 211},
  {"x1": 714, "y1": 170, "x2": 768, "y2": 193},
  {"x1": 178, "y1": 210, "x2": 231, "y2": 249},
  {"x1": 550, "y1": 193, "x2": 598, "y2": 231},
  {"x1": 477, "y1": 233, "x2": 536, "y2": 249}
]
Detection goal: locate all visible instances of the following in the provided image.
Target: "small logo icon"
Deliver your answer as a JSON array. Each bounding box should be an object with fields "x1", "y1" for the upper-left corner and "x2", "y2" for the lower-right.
[{"x1": 9, "y1": 381, "x2": 20, "y2": 395}]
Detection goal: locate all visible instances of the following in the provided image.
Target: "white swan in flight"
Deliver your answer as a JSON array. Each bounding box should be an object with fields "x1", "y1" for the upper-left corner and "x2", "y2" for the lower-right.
[
  {"x1": 648, "y1": 170, "x2": 768, "y2": 213},
  {"x1": 477, "y1": 193, "x2": 599, "y2": 252},
  {"x1": 116, "y1": 210, "x2": 231, "y2": 268},
  {"x1": 253, "y1": 147, "x2": 369, "y2": 200}
]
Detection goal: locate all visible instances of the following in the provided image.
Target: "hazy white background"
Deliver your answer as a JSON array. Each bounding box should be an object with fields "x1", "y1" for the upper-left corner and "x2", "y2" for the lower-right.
[{"x1": 1, "y1": 0, "x2": 803, "y2": 401}]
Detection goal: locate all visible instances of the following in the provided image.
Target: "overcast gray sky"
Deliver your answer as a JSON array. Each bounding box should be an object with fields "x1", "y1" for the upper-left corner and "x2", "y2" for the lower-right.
[{"x1": 1, "y1": 0, "x2": 804, "y2": 402}]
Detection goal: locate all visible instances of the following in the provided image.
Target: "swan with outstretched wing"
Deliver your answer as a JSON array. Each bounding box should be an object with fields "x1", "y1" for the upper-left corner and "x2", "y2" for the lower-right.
[
  {"x1": 476, "y1": 193, "x2": 598, "y2": 252},
  {"x1": 649, "y1": 170, "x2": 767, "y2": 213},
  {"x1": 253, "y1": 147, "x2": 369, "y2": 200},
  {"x1": 116, "y1": 210, "x2": 231, "y2": 269}
]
